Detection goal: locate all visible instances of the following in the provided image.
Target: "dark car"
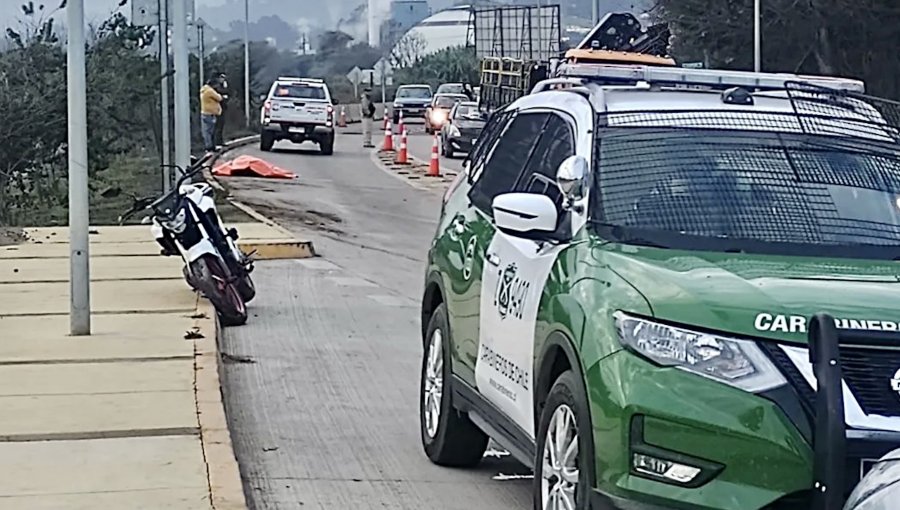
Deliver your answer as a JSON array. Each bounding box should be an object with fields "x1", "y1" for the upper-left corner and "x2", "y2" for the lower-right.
[
  {"x1": 438, "y1": 101, "x2": 486, "y2": 158},
  {"x1": 392, "y1": 84, "x2": 433, "y2": 123},
  {"x1": 424, "y1": 93, "x2": 469, "y2": 134}
]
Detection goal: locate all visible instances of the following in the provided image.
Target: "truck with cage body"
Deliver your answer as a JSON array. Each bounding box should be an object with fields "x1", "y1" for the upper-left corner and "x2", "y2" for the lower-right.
[{"x1": 474, "y1": 9, "x2": 675, "y2": 113}]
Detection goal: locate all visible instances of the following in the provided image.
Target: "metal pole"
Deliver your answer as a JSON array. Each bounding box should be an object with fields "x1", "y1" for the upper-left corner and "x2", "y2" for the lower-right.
[
  {"x1": 198, "y1": 24, "x2": 205, "y2": 97},
  {"x1": 198, "y1": 23, "x2": 205, "y2": 133},
  {"x1": 754, "y1": 0, "x2": 761, "y2": 72},
  {"x1": 244, "y1": 0, "x2": 251, "y2": 128},
  {"x1": 67, "y1": 0, "x2": 91, "y2": 335},
  {"x1": 592, "y1": 0, "x2": 598, "y2": 26},
  {"x1": 173, "y1": 0, "x2": 191, "y2": 172},
  {"x1": 160, "y1": 0, "x2": 171, "y2": 192}
]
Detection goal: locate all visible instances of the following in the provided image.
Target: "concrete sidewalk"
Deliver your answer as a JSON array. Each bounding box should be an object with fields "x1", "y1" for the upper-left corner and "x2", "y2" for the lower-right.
[{"x1": 0, "y1": 222, "x2": 295, "y2": 509}]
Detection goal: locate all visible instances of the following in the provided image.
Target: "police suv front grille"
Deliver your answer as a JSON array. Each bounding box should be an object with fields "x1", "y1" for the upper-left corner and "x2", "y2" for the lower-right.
[
  {"x1": 841, "y1": 347, "x2": 900, "y2": 416},
  {"x1": 762, "y1": 342, "x2": 900, "y2": 417}
]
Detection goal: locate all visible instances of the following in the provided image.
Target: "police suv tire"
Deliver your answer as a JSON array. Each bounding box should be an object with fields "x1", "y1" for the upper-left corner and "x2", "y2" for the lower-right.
[
  {"x1": 532, "y1": 370, "x2": 596, "y2": 510},
  {"x1": 444, "y1": 142, "x2": 455, "y2": 159},
  {"x1": 420, "y1": 303, "x2": 489, "y2": 467},
  {"x1": 260, "y1": 132, "x2": 274, "y2": 152}
]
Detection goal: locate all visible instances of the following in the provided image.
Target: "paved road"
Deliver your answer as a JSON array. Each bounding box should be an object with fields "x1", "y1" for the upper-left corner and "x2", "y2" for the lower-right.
[
  {"x1": 398, "y1": 122, "x2": 467, "y2": 176},
  {"x1": 219, "y1": 134, "x2": 531, "y2": 509}
]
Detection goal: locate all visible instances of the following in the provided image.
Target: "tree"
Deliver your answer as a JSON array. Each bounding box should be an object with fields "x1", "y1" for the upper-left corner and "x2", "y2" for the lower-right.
[
  {"x1": 389, "y1": 32, "x2": 427, "y2": 70},
  {"x1": 656, "y1": 0, "x2": 900, "y2": 100},
  {"x1": 394, "y1": 45, "x2": 479, "y2": 88}
]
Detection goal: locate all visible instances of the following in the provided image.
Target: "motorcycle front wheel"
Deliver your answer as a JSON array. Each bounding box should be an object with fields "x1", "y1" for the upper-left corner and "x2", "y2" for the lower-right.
[
  {"x1": 235, "y1": 274, "x2": 256, "y2": 303},
  {"x1": 191, "y1": 255, "x2": 248, "y2": 327}
]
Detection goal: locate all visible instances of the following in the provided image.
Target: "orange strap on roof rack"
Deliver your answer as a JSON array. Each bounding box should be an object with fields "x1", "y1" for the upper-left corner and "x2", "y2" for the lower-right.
[{"x1": 564, "y1": 48, "x2": 676, "y2": 67}]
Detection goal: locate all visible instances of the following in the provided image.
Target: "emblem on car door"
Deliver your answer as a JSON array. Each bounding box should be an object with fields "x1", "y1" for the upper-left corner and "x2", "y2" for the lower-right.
[
  {"x1": 462, "y1": 236, "x2": 477, "y2": 281},
  {"x1": 891, "y1": 369, "x2": 900, "y2": 396},
  {"x1": 494, "y1": 263, "x2": 529, "y2": 320}
]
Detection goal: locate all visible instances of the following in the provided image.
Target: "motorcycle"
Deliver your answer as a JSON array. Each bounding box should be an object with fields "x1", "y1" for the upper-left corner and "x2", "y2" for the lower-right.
[{"x1": 118, "y1": 153, "x2": 256, "y2": 326}]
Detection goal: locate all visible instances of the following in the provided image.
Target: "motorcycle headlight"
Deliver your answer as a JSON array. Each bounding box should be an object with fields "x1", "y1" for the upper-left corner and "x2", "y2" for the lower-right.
[
  {"x1": 614, "y1": 312, "x2": 786, "y2": 393},
  {"x1": 161, "y1": 208, "x2": 188, "y2": 234}
]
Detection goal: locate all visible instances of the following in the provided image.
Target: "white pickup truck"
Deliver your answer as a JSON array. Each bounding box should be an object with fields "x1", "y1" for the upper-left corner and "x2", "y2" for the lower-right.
[{"x1": 259, "y1": 77, "x2": 336, "y2": 155}]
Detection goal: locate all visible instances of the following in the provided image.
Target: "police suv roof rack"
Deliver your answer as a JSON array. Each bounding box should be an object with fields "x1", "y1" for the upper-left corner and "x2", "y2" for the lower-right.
[
  {"x1": 530, "y1": 77, "x2": 592, "y2": 98},
  {"x1": 555, "y1": 63, "x2": 866, "y2": 93},
  {"x1": 277, "y1": 76, "x2": 324, "y2": 83}
]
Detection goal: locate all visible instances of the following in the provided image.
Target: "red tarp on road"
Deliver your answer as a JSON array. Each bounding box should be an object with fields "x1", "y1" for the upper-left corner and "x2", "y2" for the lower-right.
[{"x1": 212, "y1": 155, "x2": 296, "y2": 179}]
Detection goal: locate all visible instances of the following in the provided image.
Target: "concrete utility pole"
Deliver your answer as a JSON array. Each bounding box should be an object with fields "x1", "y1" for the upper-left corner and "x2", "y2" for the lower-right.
[
  {"x1": 67, "y1": 0, "x2": 91, "y2": 335},
  {"x1": 159, "y1": 0, "x2": 171, "y2": 192},
  {"x1": 753, "y1": 0, "x2": 761, "y2": 71},
  {"x1": 368, "y1": 0, "x2": 377, "y2": 47},
  {"x1": 244, "y1": 0, "x2": 251, "y2": 127},
  {"x1": 172, "y1": 0, "x2": 191, "y2": 173}
]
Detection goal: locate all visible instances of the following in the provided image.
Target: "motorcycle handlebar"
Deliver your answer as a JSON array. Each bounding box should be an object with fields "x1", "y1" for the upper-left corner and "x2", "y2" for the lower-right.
[{"x1": 117, "y1": 153, "x2": 217, "y2": 225}]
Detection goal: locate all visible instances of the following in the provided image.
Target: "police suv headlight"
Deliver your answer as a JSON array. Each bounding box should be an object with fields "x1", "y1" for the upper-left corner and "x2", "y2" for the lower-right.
[
  {"x1": 449, "y1": 124, "x2": 460, "y2": 137},
  {"x1": 161, "y1": 208, "x2": 187, "y2": 234},
  {"x1": 614, "y1": 312, "x2": 786, "y2": 393}
]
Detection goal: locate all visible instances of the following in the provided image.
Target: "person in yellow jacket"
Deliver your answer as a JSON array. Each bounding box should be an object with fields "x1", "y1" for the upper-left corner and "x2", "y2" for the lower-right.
[{"x1": 200, "y1": 78, "x2": 223, "y2": 151}]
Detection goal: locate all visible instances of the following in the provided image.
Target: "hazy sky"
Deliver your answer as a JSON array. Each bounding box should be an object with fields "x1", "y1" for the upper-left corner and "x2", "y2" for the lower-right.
[{"x1": 0, "y1": 0, "x2": 231, "y2": 31}]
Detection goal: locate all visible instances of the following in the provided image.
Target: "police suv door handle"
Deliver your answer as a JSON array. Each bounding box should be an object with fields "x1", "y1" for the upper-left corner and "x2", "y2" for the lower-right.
[{"x1": 485, "y1": 251, "x2": 500, "y2": 267}]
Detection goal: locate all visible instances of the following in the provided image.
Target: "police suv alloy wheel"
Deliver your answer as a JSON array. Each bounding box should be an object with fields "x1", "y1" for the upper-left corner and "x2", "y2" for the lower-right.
[
  {"x1": 534, "y1": 370, "x2": 595, "y2": 510},
  {"x1": 419, "y1": 303, "x2": 489, "y2": 466}
]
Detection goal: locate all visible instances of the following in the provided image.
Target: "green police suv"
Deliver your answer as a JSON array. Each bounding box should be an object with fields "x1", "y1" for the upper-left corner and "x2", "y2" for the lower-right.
[{"x1": 417, "y1": 64, "x2": 900, "y2": 510}]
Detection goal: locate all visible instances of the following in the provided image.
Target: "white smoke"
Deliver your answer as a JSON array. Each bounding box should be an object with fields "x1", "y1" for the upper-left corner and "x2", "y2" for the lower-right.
[{"x1": 334, "y1": 0, "x2": 392, "y2": 46}]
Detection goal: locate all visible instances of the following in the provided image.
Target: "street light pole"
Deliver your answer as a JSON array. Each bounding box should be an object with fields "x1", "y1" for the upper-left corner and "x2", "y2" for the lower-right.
[
  {"x1": 66, "y1": 0, "x2": 91, "y2": 335},
  {"x1": 172, "y1": 0, "x2": 191, "y2": 172},
  {"x1": 159, "y1": 0, "x2": 171, "y2": 193},
  {"x1": 244, "y1": 0, "x2": 251, "y2": 128},
  {"x1": 198, "y1": 20, "x2": 206, "y2": 132},
  {"x1": 754, "y1": 0, "x2": 761, "y2": 72}
]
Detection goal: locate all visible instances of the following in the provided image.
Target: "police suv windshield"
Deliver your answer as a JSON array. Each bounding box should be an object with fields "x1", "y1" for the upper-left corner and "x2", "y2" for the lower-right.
[{"x1": 591, "y1": 126, "x2": 900, "y2": 259}]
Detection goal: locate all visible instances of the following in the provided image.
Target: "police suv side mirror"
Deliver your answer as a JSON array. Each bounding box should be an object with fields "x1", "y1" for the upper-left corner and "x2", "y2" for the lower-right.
[
  {"x1": 492, "y1": 192, "x2": 558, "y2": 237},
  {"x1": 556, "y1": 155, "x2": 588, "y2": 201}
]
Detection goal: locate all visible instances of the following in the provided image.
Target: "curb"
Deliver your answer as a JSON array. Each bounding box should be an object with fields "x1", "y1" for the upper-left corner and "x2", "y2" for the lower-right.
[
  {"x1": 203, "y1": 136, "x2": 316, "y2": 261},
  {"x1": 192, "y1": 297, "x2": 249, "y2": 510},
  {"x1": 369, "y1": 149, "x2": 459, "y2": 195}
]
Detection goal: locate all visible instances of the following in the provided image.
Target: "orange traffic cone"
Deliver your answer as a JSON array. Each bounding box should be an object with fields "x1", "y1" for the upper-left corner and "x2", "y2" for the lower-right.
[
  {"x1": 382, "y1": 111, "x2": 388, "y2": 130},
  {"x1": 428, "y1": 132, "x2": 441, "y2": 177},
  {"x1": 338, "y1": 106, "x2": 347, "y2": 127},
  {"x1": 382, "y1": 118, "x2": 394, "y2": 151},
  {"x1": 395, "y1": 127, "x2": 408, "y2": 164},
  {"x1": 397, "y1": 110, "x2": 404, "y2": 141}
]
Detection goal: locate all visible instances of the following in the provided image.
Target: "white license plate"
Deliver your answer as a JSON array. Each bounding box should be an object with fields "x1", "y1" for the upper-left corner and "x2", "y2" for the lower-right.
[{"x1": 288, "y1": 127, "x2": 305, "y2": 133}]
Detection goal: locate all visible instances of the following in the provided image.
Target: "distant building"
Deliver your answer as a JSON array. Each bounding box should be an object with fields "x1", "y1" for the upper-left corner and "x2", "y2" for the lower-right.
[
  {"x1": 392, "y1": 5, "x2": 473, "y2": 58},
  {"x1": 380, "y1": 0, "x2": 431, "y2": 48}
]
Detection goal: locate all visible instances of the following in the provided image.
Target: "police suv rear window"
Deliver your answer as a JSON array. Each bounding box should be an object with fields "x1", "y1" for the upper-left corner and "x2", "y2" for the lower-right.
[{"x1": 274, "y1": 84, "x2": 326, "y2": 100}]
